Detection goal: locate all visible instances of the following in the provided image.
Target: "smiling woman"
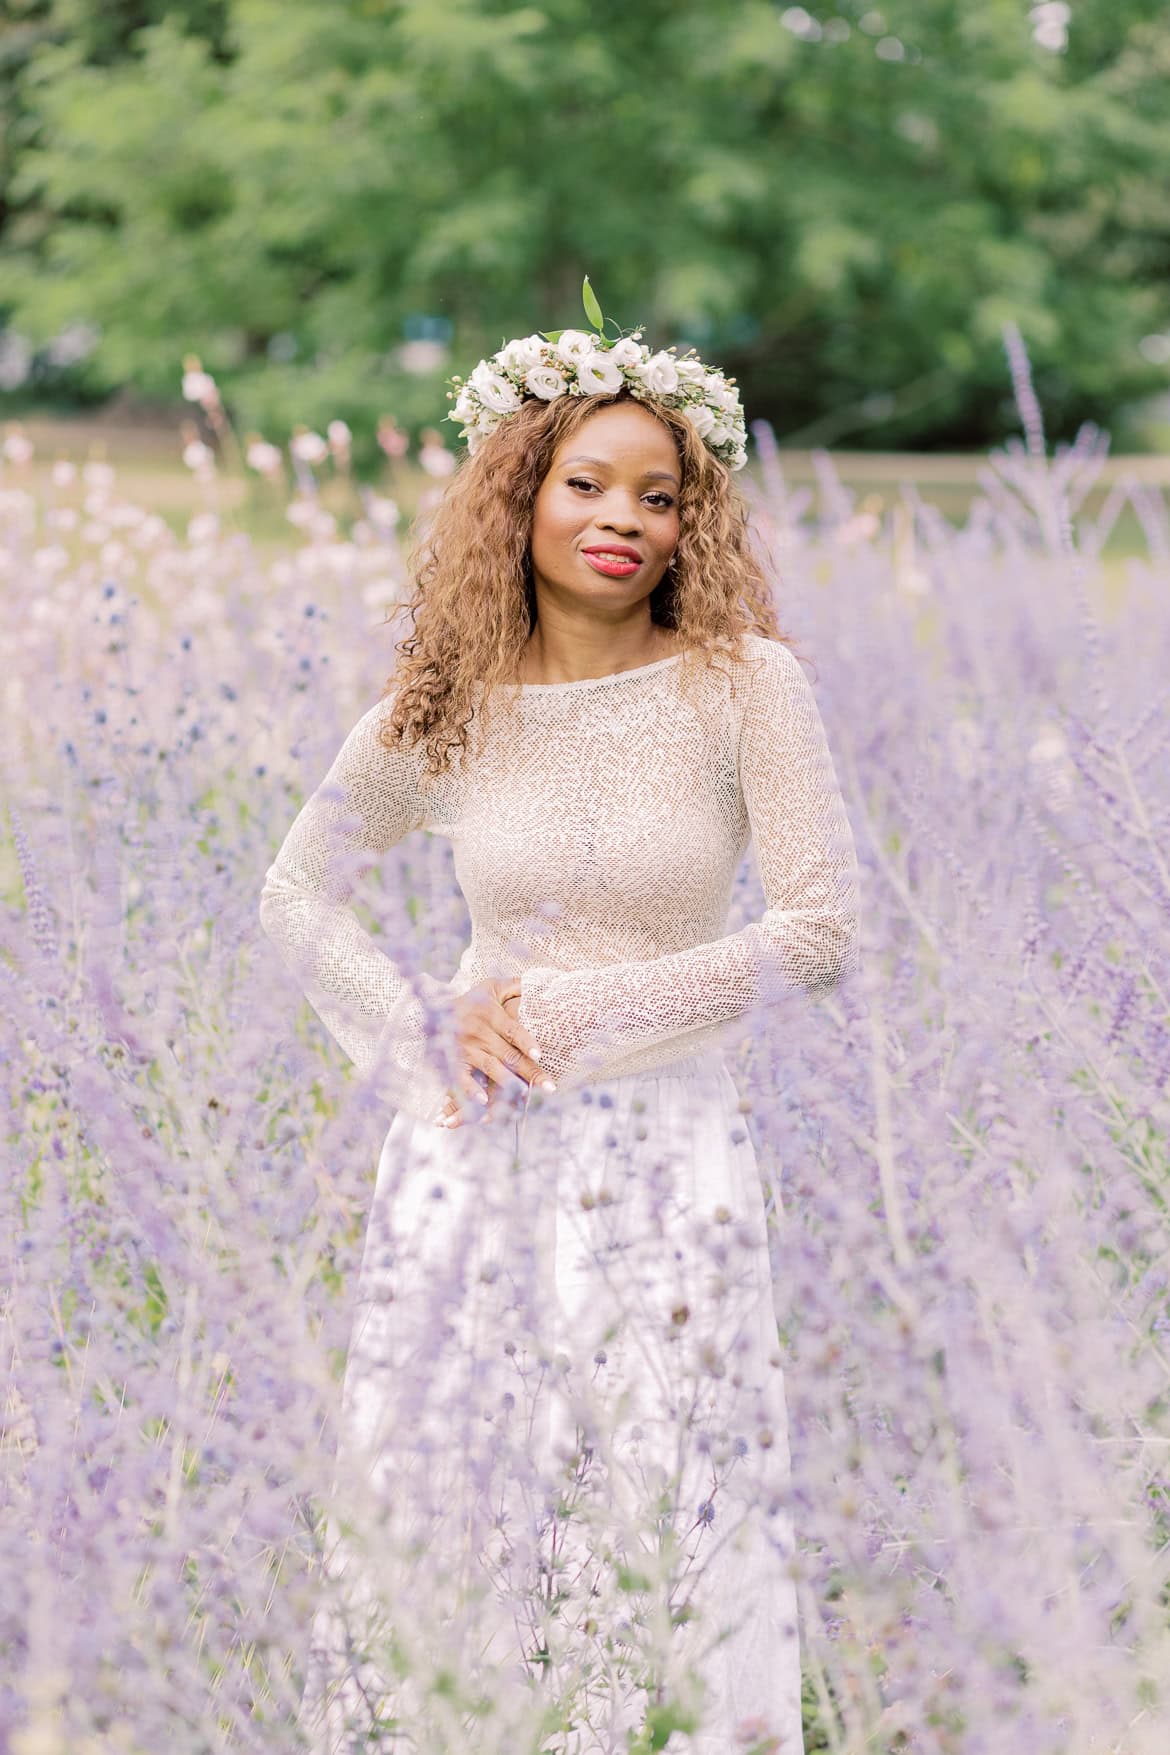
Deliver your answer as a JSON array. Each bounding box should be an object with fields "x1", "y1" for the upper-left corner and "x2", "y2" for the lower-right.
[
  {"x1": 520, "y1": 402, "x2": 682, "y2": 678},
  {"x1": 384, "y1": 385, "x2": 776, "y2": 767},
  {"x1": 259, "y1": 364, "x2": 861, "y2": 1753}
]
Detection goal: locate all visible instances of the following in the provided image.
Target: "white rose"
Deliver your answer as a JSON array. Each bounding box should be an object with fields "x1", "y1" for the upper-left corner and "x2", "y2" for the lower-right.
[
  {"x1": 639, "y1": 351, "x2": 679, "y2": 396},
  {"x1": 681, "y1": 401, "x2": 716, "y2": 439},
  {"x1": 575, "y1": 350, "x2": 624, "y2": 395},
  {"x1": 470, "y1": 362, "x2": 521, "y2": 414},
  {"x1": 467, "y1": 410, "x2": 503, "y2": 450},
  {"x1": 453, "y1": 387, "x2": 477, "y2": 422},
  {"x1": 555, "y1": 329, "x2": 599, "y2": 365},
  {"x1": 709, "y1": 420, "x2": 734, "y2": 446},
  {"x1": 607, "y1": 337, "x2": 644, "y2": 369},
  {"x1": 729, "y1": 446, "x2": 748, "y2": 471},
  {"x1": 675, "y1": 357, "x2": 705, "y2": 384},
  {"x1": 526, "y1": 364, "x2": 568, "y2": 400},
  {"x1": 703, "y1": 372, "x2": 732, "y2": 403},
  {"x1": 498, "y1": 334, "x2": 546, "y2": 375},
  {"x1": 716, "y1": 384, "x2": 741, "y2": 416}
]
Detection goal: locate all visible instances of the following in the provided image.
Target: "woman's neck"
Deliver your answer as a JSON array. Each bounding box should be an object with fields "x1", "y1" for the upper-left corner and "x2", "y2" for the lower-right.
[{"x1": 516, "y1": 619, "x2": 682, "y2": 687}]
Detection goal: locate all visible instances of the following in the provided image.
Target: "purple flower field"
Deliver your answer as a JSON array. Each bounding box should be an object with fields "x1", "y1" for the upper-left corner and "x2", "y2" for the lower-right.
[{"x1": 3, "y1": 343, "x2": 1169, "y2": 1754}]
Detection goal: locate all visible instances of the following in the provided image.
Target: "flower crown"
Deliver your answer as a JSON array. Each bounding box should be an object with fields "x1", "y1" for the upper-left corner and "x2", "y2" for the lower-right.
[{"x1": 445, "y1": 278, "x2": 748, "y2": 471}]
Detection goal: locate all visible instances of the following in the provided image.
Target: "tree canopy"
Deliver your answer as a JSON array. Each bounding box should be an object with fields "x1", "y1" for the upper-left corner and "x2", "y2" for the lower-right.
[{"x1": 2, "y1": 0, "x2": 1169, "y2": 451}]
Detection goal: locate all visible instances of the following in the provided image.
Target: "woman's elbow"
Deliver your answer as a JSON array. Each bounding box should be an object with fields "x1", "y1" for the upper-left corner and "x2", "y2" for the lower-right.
[
  {"x1": 756, "y1": 909, "x2": 860, "y2": 997},
  {"x1": 816, "y1": 912, "x2": 860, "y2": 989},
  {"x1": 257, "y1": 865, "x2": 287, "y2": 943}
]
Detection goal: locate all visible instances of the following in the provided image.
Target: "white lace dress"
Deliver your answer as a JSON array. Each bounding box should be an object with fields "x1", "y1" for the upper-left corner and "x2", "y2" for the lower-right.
[{"x1": 259, "y1": 635, "x2": 860, "y2": 1755}]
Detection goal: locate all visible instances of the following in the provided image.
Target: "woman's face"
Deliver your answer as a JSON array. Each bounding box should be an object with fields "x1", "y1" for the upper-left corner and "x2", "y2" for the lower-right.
[{"x1": 529, "y1": 401, "x2": 681, "y2": 612}]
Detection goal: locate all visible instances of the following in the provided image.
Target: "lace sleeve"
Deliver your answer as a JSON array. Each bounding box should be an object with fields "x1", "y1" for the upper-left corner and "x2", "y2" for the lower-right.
[
  {"x1": 258, "y1": 699, "x2": 451, "y2": 1126},
  {"x1": 515, "y1": 640, "x2": 860, "y2": 1084}
]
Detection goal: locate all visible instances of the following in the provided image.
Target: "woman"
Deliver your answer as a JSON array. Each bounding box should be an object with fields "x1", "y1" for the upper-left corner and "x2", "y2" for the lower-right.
[{"x1": 259, "y1": 323, "x2": 860, "y2": 1754}]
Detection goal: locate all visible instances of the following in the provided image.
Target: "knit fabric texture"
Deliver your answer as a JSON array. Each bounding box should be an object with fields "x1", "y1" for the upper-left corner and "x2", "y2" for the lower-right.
[{"x1": 259, "y1": 635, "x2": 861, "y2": 1126}]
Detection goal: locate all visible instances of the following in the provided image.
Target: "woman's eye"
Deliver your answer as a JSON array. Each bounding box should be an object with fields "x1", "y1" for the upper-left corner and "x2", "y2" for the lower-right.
[{"x1": 566, "y1": 477, "x2": 674, "y2": 509}]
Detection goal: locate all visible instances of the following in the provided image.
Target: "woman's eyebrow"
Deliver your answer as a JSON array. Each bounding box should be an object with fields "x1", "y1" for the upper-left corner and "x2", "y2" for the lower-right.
[{"x1": 560, "y1": 454, "x2": 680, "y2": 485}]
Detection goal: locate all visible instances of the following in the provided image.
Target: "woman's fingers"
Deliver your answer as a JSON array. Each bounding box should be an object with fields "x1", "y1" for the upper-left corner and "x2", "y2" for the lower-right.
[
  {"x1": 476, "y1": 1048, "x2": 531, "y2": 1094},
  {"x1": 436, "y1": 980, "x2": 556, "y2": 1128},
  {"x1": 438, "y1": 1093, "x2": 461, "y2": 1128},
  {"x1": 490, "y1": 1002, "x2": 555, "y2": 1090},
  {"x1": 437, "y1": 1070, "x2": 486, "y2": 1130},
  {"x1": 461, "y1": 1064, "x2": 490, "y2": 1106}
]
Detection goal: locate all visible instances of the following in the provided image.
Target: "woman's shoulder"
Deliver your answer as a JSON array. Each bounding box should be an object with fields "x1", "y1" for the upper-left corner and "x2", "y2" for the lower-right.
[
  {"x1": 738, "y1": 630, "x2": 803, "y2": 668},
  {"x1": 711, "y1": 631, "x2": 807, "y2": 696},
  {"x1": 699, "y1": 636, "x2": 820, "y2": 755}
]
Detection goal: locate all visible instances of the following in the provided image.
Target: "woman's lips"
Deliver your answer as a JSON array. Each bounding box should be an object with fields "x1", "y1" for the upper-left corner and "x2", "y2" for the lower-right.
[{"x1": 581, "y1": 548, "x2": 642, "y2": 578}]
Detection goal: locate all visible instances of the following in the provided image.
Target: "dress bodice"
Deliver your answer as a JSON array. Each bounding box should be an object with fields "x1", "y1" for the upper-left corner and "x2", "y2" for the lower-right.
[{"x1": 259, "y1": 636, "x2": 860, "y2": 1123}]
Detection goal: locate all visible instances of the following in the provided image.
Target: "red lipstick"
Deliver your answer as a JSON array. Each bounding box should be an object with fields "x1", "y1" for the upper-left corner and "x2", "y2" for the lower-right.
[{"x1": 582, "y1": 544, "x2": 642, "y2": 578}]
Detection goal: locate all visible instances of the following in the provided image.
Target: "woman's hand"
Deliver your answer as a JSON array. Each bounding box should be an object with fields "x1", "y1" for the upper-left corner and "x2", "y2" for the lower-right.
[{"x1": 437, "y1": 977, "x2": 555, "y2": 1128}]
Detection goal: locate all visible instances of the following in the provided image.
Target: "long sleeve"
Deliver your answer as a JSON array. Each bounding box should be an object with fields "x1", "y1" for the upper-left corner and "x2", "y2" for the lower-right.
[
  {"x1": 515, "y1": 640, "x2": 860, "y2": 1084},
  {"x1": 258, "y1": 699, "x2": 451, "y2": 1126}
]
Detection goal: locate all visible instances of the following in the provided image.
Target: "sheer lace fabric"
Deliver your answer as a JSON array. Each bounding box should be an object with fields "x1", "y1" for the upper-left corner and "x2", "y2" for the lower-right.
[{"x1": 259, "y1": 636, "x2": 860, "y2": 1123}]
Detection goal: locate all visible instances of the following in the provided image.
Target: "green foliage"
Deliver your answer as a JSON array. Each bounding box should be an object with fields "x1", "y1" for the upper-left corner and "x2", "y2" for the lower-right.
[
  {"x1": 1, "y1": 0, "x2": 1169, "y2": 447},
  {"x1": 627, "y1": 1699, "x2": 701, "y2": 1751},
  {"x1": 581, "y1": 275, "x2": 605, "y2": 335}
]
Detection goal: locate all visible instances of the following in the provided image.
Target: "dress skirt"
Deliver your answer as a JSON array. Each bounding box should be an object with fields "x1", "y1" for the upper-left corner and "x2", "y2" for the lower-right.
[{"x1": 297, "y1": 1051, "x2": 805, "y2": 1755}]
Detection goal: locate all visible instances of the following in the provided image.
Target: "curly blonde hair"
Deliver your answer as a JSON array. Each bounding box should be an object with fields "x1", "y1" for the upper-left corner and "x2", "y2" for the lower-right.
[{"x1": 380, "y1": 388, "x2": 786, "y2": 777}]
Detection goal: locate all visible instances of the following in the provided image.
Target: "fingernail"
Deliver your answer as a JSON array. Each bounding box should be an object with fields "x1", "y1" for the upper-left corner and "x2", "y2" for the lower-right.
[
  {"x1": 475, "y1": 1087, "x2": 490, "y2": 1105},
  {"x1": 530, "y1": 1045, "x2": 542, "y2": 1062},
  {"x1": 540, "y1": 1078, "x2": 557, "y2": 1092}
]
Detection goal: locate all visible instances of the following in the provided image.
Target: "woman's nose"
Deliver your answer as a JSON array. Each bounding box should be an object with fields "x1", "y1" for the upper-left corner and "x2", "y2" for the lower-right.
[{"x1": 599, "y1": 496, "x2": 643, "y2": 535}]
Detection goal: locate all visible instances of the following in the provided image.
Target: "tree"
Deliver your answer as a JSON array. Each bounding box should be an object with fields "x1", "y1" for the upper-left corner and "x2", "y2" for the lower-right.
[{"x1": 2, "y1": 0, "x2": 1169, "y2": 450}]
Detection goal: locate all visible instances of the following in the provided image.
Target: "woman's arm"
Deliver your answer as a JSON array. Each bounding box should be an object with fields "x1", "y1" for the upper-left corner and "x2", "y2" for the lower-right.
[
  {"x1": 515, "y1": 639, "x2": 860, "y2": 1083},
  {"x1": 258, "y1": 699, "x2": 451, "y2": 1125}
]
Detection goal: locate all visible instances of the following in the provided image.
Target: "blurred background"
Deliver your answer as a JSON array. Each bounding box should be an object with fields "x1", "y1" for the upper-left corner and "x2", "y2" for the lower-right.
[{"x1": 2, "y1": 0, "x2": 1169, "y2": 530}]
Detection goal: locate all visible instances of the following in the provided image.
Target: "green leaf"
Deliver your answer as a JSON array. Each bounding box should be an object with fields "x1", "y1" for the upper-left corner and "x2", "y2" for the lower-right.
[
  {"x1": 581, "y1": 275, "x2": 605, "y2": 333},
  {"x1": 540, "y1": 330, "x2": 563, "y2": 343},
  {"x1": 645, "y1": 1703, "x2": 699, "y2": 1749}
]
